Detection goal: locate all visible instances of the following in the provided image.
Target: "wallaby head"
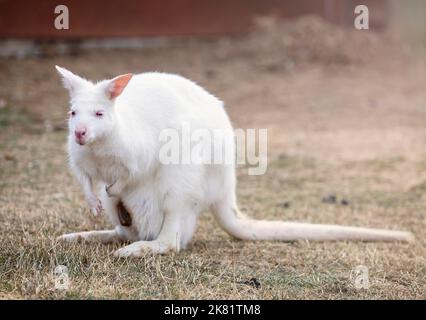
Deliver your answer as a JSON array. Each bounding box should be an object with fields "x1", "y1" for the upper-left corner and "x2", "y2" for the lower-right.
[{"x1": 55, "y1": 66, "x2": 132, "y2": 146}]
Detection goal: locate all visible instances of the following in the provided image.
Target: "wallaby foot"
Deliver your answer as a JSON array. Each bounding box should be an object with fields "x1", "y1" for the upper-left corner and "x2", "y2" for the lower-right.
[
  {"x1": 89, "y1": 198, "x2": 103, "y2": 216},
  {"x1": 114, "y1": 240, "x2": 176, "y2": 257}
]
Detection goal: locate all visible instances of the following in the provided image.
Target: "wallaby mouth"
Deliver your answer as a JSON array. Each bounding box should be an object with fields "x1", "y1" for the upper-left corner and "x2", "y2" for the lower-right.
[{"x1": 117, "y1": 200, "x2": 132, "y2": 227}]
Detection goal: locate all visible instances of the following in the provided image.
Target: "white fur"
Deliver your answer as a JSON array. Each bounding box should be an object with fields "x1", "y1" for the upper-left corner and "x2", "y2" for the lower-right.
[{"x1": 55, "y1": 66, "x2": 413, "y2": 257}]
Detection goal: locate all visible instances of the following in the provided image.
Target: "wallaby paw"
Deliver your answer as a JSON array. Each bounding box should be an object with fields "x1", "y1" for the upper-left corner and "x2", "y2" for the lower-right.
[
  {"x1": 114, "y1": 241, "x2": 174, "y2": 258},
  {"x1": 90, "y1": 199, "x2": 103, "y2": 216}
]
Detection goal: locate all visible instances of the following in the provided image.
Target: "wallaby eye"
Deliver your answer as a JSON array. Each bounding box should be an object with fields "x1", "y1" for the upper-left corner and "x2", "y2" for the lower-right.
[
  {"x1": 68, "y1": 110, "x2": 76, "y2": 117},
  {"x1": 95, "y1": 110, "x2": 104, "y2": 117}
]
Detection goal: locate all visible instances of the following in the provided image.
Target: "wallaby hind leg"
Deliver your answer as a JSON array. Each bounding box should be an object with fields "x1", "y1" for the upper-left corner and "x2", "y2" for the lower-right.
[{"x1": 114, "y1": 199, "x2": 198, "y2": 258}]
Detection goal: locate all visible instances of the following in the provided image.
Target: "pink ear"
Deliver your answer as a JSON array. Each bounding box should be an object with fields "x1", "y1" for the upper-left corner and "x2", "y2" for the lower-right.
[{"x1": 108, "y1": 74, "x2": 133, "y2": 99}]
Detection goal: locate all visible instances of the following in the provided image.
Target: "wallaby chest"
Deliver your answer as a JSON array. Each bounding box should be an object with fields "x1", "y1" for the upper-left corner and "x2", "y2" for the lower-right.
[{"x1": 74, "y1": 147, "x2": 129, "y2": 185}]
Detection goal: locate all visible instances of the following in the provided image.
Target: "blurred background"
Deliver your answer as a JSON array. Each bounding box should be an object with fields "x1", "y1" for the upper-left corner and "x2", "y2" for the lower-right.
[
  {"x1": 0, "y1": 0, "x2": 425, "y2": 128},
  {"x1": 0, "y1": 0, "x2": 425, "y2": 299}
]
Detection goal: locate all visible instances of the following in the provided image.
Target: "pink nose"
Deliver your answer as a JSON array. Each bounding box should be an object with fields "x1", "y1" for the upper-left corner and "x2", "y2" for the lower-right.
[{"x1": 75, "y1": 126, "x2": 87, "y2": 143}]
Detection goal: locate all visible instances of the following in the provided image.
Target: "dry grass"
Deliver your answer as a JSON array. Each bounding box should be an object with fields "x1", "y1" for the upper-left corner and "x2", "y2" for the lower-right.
[{"x1": 0, "y1": 18, "x2": 425, "y2": 299}]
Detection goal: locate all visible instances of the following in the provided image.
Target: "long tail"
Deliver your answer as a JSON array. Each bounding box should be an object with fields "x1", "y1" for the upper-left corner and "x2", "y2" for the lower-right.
[{"x1": 212, "y1": 205, "x2": 414, "y2": 242}]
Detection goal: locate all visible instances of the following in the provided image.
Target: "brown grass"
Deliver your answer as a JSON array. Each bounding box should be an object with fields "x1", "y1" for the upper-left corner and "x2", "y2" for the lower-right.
[{"x1": 0, "y1": 17, "x2": 425, "y2": 299}]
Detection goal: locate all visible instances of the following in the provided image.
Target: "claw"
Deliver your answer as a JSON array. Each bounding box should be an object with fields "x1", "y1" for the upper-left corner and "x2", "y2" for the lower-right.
[
  {"x1": 105, "y1": 183, "x2": 115, "y2": 198},
  {"x1": 90, "y1": 199, "x2": 103, "y2": 216}
]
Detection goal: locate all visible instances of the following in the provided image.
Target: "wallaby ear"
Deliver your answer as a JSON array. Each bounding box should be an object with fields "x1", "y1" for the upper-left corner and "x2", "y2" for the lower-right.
[
  {"x1": 105, "y1": 74, "x2": 133, "y2": 100},
  {"x1": 55, "y1": 65, "x2": 87, "y2": 94}
]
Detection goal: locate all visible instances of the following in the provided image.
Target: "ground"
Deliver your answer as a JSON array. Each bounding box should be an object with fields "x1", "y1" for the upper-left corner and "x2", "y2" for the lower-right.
[{"x1": 0, "y1": 17, "x2": 425, "y2": 299}]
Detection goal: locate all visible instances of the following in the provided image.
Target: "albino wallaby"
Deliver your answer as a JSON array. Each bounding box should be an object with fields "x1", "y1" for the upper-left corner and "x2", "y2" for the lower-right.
[{"x1": 56, "y1": 66, "x2": 413, "y2": 258}]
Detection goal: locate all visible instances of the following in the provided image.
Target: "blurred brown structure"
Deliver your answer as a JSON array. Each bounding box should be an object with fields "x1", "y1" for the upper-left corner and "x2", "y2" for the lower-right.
[{"x1": 0, "y1": 0, "x2": 388, "y2": 39}]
